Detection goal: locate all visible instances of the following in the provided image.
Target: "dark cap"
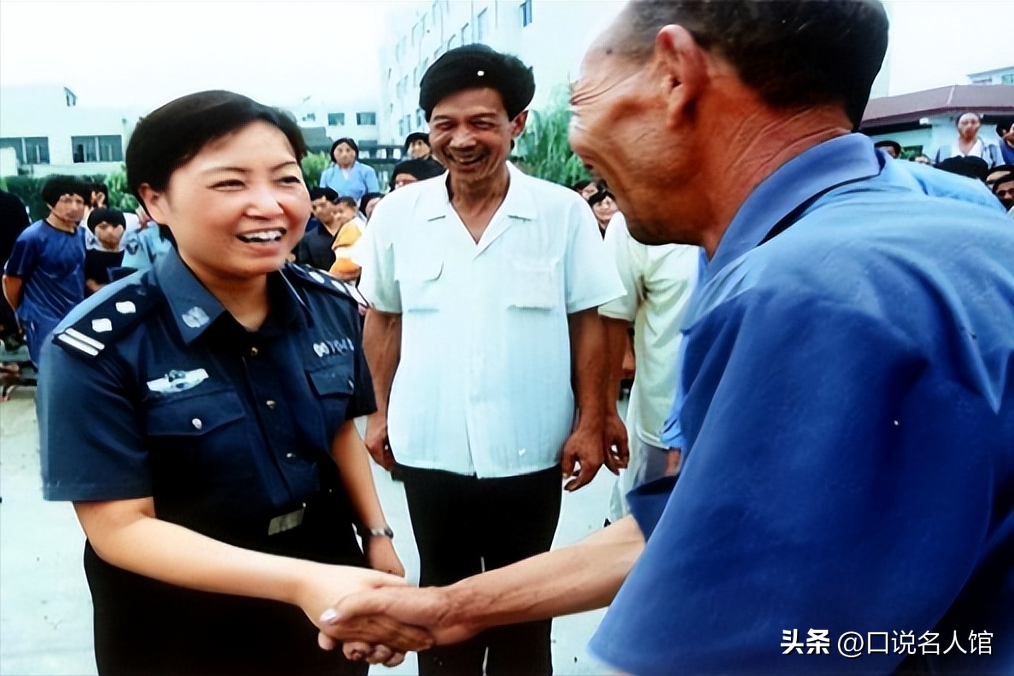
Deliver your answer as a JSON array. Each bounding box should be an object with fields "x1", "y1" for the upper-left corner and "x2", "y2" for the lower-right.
[
  {"x1": 404, "y1": 132, "x2": 430, "y2": 150},
  {"x1": 873, "y1": 139, "x2": 901, "y2": 156},
  {"x1": 419, "y1": 44, "x2": 535, "y2": 121},
  {"x1": 935, "y1": 156, "x2": 990, "y2": 181},
  {"x1": 389, "y1": 158, "x2": 445, "y2": 188}
]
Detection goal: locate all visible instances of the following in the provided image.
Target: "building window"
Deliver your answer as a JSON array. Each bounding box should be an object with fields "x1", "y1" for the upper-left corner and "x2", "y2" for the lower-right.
[
  {"x1": 461, "y1": 22, "x2": 470, "y2": 45},
  {"x1": 64, "y1": 87, "x2": 77, "y2": 107},
  {"x1": 0, "y1": 137, "x2": 49, "y2": 164},
  {"x1": 357, "y1": 112, "x2": 377, "y2": 126},
  {"x1": 520, "y1": 0, "x2": 533, "y2": 27},
  {"x1": 399, "y1": 118, "x2": 407, "y2": 137},
  {"x1": 71, "y1": 135, "x2": 122, "y2": 163},
  {"x1": 476, "y1": 8, "x2": 488, "y2": 41},
  {"x1": 1002, "y1": 73, "x2": 1014, "y2": 85},
  {"x1": 416, "y1": 109, "x2": 426, "y2": 127},
  {"x1": 328, "y1": 112, "x2": 346, "y2": 126},
  {"x1": 448, "y1": 35, "x2": 458, "y2": 51},
  {"x1": 301, "y1": 112, "x2": 316, "y2": 122},
  {"x1": 97, "y1": 135, "x2": 123, "y2": 162}
]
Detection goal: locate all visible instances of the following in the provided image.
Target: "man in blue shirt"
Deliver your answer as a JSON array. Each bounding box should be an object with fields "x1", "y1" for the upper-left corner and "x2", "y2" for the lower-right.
[
  {"x1": 317, "y1": 2, "x2": 1014, "y2": 675},
  {"x1": 2, "y1": 176, "x2": 88, "y2": 365}
]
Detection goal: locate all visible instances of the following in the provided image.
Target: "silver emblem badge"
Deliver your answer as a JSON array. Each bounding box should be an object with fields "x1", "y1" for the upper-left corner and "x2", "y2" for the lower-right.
[
  {"x1": 181, "y1": 306, "x2": 210, "y2": 329},
  {"x1": 91, "y1": 318, "x2": 113, "y2": 333},
  {"x1": 146, "y1": 368, "x2": 210, "y2": 394},
  {"x1": 115, "y1": 301, "x2": 136, "y2": 314},
  {"x1": 308, "y1": 270, "x2": 326, "y2": 284}
]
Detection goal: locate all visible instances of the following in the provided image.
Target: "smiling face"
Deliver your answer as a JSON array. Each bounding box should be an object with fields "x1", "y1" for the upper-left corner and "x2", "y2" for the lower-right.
[
  {"x1": 140, "y1": 120, "x2": 309, "y2": 289},
  {"x1": 591, "y1": 194, "x2": 618, "y2": 228},
  {"x1": 428, "y1": 88, "x2": 526, "y2": 188}
]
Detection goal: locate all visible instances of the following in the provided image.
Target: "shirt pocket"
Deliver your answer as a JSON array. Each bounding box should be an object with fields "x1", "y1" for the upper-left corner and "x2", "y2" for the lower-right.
[
  {"x1": 308, "y1": 358, "x2": 356, "y2": 440},
  {"x1": 143, "y1": 389, "x2": 251, "y2": 483},
  {"x1": 506, "y1": 259, "x2": 561, "y2": 310},
  {"x1": 396, "y1": 258, "x2": 444, "y2": 312}
]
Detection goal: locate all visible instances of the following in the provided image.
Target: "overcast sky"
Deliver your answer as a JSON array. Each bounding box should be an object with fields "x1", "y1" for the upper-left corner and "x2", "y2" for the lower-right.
[{"x1": 1, "y1": 0, "x2": 1012, "y2": 114}]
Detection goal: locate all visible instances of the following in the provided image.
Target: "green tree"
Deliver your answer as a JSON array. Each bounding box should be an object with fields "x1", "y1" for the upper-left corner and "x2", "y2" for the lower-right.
[
  {"x1": 104, "y1": 165, "x2": 139, "y2": 211},
  {"x1": 514, "y1": 88, "x2": 591, "y2": 187},
  {"x1": 301, "y1": 152, "x2": 330, "y2": 189}
]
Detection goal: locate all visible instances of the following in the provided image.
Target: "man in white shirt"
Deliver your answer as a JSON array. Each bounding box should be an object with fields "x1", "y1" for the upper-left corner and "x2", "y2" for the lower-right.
[
  {"x1": 600, "y1": 213, "x2": 699, "y2": 522},
  {"x1": 356, "y1": 44, "x2": 621, "y2": 676}
]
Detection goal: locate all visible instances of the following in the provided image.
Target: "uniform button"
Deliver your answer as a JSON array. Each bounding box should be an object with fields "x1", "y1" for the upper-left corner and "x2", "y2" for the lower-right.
[
  {"x1": 266, "y1": 400, "x2": 277, "y2": 409},
  {"x1": 191, "y1": 418, "x2": 203, "y2": 430},
  {"x1": 250, "y1": 347, "x2": 259, "y2": 356},
  {"x1": 347, "y1": 379, "x2": 355, "y2": 388},
  {"x1": 285, "y1": 452, "x2": 297, "y2": 460}
]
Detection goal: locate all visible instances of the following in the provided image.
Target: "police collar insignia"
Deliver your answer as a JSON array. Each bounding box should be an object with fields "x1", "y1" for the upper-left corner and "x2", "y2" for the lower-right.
[
  {"x1": 115, "y1": 301, "x2": 136, "y2": 314},
  {"x1": 181, "y1": 306, "x2": 210, "y2": 329}
]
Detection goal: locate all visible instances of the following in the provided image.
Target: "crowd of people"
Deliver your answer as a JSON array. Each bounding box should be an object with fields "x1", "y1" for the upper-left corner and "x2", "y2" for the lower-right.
[{"x1": 1, "y1": 0, "x2": 1012, "y2": 675}]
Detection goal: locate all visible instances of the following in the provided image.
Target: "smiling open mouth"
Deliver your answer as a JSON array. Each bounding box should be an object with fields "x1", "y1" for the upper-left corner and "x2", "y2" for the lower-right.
[{"x1": 237, "y1": 229, "x2": 285, "y2": 243}]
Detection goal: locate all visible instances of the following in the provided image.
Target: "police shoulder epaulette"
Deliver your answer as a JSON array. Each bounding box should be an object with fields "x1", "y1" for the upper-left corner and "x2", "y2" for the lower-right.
[
  {"x1": 54, "y1": 282, "x2": 159, "y2": 359},
  {"x1": 285, "y1": 264, "x2": 369, "y2": 308}
]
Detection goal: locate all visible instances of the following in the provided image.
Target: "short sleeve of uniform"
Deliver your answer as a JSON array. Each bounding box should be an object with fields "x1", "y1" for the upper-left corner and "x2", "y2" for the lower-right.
[
  {"x1": 39, "y1": 337, "x2": 151, "y2": 501},
  {"x1": 344, "y1": 301, "x2": 378, "y2": 421},
  {"x1": 563, "y1": 200, "x2": 623, "y2": 313},
  {"x1": 598, "y1": 214, "x2": 641, "y2": 322},
  {"x1": 589, "y1": 288, "x2": 998, "y2": 676},
  {"x1": 4, "y1": 227, "x2": 39, "y2": 279},
  {"x1": 355, "y1": 203, "x2": 400, "y2": 313}
]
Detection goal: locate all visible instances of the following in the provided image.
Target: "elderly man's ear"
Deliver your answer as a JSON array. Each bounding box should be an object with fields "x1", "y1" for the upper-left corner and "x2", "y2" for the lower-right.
[{"x1": 655, "y1": 25, "x2": 709, "y2": 126}]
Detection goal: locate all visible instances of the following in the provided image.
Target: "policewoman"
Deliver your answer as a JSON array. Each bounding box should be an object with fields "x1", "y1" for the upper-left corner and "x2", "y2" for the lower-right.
[{"x1": 37, "y1": 91, "x2": 427, "y2": 675}]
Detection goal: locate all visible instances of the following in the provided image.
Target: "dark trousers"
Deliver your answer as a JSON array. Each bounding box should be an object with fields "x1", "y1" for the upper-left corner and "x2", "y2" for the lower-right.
[{"x1": 401, "y1": 465, "x2": 563, "y2": 676}]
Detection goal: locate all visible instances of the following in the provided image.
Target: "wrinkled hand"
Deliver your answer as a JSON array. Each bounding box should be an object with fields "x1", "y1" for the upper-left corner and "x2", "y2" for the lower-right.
[
  {"x1": 318, "y1": 586, "x2": 478, "y2": 661},
  {"x1": 365, "y1": 537, "x2": 405, "y2": 578},
  {"x1": 295, "y1": 563, "x2": 431, "y2": 655},
  {"x1": 602, "y1": 408, "x2": 629, "y2": 475},
  {"x1": 561, "y1": 426, "x2": 604, "y2": 492},
  {"x1": 364, "y1": 413, "x2": 396, "y2": 471}
]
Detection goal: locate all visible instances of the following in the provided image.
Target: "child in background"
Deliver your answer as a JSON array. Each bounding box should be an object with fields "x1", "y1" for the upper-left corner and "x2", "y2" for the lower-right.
[
  {"x1": 84, "y1": 208, "x2": 125, "y2": 295},
  {"x1": 329, "y1": 196, "x2": 366, "y2": 281}
]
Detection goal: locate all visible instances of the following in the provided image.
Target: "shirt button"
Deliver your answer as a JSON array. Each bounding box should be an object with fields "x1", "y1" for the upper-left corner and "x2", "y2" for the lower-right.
[
  {"x1": 266, "y1": 400, "x2": 277, "y2": 409},
  {"x1": 285, "y1": 452, "x2": 297, "y2": 460},
  {"x1": 191, "y1": 418, "x2": 203, "y2": 430},
  {"x1": 250, "y1": 347, "x2": 259, "y2": 356}
]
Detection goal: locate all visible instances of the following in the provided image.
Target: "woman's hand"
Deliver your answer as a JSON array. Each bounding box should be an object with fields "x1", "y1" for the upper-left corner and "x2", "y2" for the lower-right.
[{"x1": 365, "y1": 536, "x2": 405, "y2": 578}]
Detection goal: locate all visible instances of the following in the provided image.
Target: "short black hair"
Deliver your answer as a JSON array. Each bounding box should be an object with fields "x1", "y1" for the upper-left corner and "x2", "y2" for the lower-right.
[
  {"x1": 572, "y1": 179, "x2": 595, "y2": 192},
  {"x1": 309, "y1": 187, "x2": 340, "y2": 202},
  {"x1": 404, "y1": 132, "x2": 430, "y2": 150},
  {"x1": 126, "y1": 90, "x2": 306, "y2": 215},
  {"x1": 613, "y1": 0, "x2": 889, "y2": 129},
  {"x1": 359, "y1": 192, "x2": 383, "y2": 215},
  {"x1": 956, "y1": 111, "x2": 981, "y2": 127},
  {"x1": 420, "y1": 44, "x2": 536, "y2": 121},
  {"x1": 335, "y1": 196, "x2": 359, "y2": 210},
  {"x1": 86, "y1": 207, "x2": 126, "y2": 232},
  {"x1": 389, "y1": 158, "x2": 445, "y2": 188},
  {"x1": 587, "y1": 189, "x2": 616, "y2": 207},
  {"x1": 330, "y1": 137, "x2": 359, "y2": 160},
  {"x1": 89, "y1": 182, "x2": 109, "y2": 204},
  {"x1": 40, "y1": 176, "x2": 89, "y2": 208}
]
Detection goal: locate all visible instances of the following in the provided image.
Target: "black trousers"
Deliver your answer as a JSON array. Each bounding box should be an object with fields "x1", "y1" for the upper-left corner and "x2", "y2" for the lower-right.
[{"x1": 401, "y1": 464, "x2": 562, "y2": 676}]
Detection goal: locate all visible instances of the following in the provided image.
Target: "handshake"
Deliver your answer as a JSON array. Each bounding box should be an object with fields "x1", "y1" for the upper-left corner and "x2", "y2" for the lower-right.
[{"x1": 310, "y1": 577, "x2": 474, "y2": 668}]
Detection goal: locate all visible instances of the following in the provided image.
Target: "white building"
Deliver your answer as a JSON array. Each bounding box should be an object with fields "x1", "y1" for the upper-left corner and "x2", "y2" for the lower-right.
[
  {"x1": 968, "y1": 66, "x2": 1014, "y2": 86},
  {"x1": 0, "y1": 85, "x2": 142, "y2": 179},
  {"x1": 285, "y1": 95, "x2": 380, "y2": 154},
  {"x1": 377, "y1": 0, "x2": 626, "y2": 144}
]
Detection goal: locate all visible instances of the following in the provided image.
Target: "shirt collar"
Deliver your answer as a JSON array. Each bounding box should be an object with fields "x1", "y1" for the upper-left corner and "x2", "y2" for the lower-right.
[
  {"x1": 416, "y1": 161, "x2": 538, "y2": 223},
  {"x1": 706, "y1": 133, "x2": 882, "y2": 280},
  {"x1": 154, "y1": 248, "x2": 309, "y2": 345}
]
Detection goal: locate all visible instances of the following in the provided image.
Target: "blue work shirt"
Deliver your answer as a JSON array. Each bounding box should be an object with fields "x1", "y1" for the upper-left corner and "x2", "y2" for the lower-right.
[
  {"x1": 40, "y1": 248, "x2": 375, "y2": 542},
  {"x1": 3, "y1": 219, "x2": 85, "y2": 364},
  {"x1": 319, "y1": 161, "x2": 380, "y2": 203},
  {"x1": 591, "y1": 134, "x2": 1014, "y2": 675}
]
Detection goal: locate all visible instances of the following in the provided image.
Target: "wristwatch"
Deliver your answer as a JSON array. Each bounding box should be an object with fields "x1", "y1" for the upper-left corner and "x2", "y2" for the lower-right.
[{"x1": 359, "y1": 525, "x2": 394, "y2": 539}]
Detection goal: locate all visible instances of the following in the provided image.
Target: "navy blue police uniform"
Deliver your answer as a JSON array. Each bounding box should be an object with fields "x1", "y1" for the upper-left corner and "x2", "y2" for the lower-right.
[{"x1": 39, "y1": 249, "x2": 376, "y2": 676}]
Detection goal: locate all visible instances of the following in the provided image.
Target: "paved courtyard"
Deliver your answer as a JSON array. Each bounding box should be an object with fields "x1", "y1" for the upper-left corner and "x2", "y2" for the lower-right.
[{"x1": 0, "y1": 387, "x2": 620, "y2": 675}]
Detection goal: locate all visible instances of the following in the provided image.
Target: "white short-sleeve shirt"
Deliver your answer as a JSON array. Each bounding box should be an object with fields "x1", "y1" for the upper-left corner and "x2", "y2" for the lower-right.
[
  {"x1": 598, "y1": 213, "x2": 699, "y2": 447},
  {"x1": 357, "y1": 163, "x2": 622, "y2": 477}
]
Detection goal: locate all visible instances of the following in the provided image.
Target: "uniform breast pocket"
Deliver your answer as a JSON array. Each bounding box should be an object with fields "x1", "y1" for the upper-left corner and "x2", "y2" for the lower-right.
[
  {"x1": 143, "y1": 389, "x2": 251, "y2": 483},
  {"x1": 308, "y1": 359, "x2": 356, "y2": 440},
  {"x1": 396, "y1": 259, "x2": 444, "y2": 312},
  {"x1": 506, "y1": 260, "x2": 561, "y2": 310}
]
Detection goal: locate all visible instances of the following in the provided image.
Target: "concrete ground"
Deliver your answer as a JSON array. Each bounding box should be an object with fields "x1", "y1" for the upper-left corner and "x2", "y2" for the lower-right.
[{"x1": 0, "y1": 387, "x2": 620, "y2": 675}]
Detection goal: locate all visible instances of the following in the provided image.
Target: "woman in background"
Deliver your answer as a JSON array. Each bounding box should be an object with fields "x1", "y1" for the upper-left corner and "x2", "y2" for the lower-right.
[{"x1": 319, "y1": 138, "x2": 380, "y2": 203}]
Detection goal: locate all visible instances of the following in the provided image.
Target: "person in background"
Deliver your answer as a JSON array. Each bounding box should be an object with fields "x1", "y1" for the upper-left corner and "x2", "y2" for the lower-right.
[
  {"x1": 387, "y1": 158, "x2": 445, "y2": 191},
  {"x1": 2, "y1": 175, "x2": 88, "y2": 366},
  {"x1": 991, "y1": 171, "x2": 1014, "y2": 212},
  {"x1": 38, "y1": 90, "x2": 423, "y2": 676},
  {"x1": 996, "y1": 120, "x2": 1014, "y2": 166},
  {"x1": 934, "y1": 111, "x2": 1003, "y2": 168},
  {"x1": 120, "y1": 207, "x2": 173, "y2": 274},
  {"x1": 587, "y1": 188, "x2": 618, "y2": 236},
  {"x1": 294, "y1": 187, "x2": 344, "y2": 270},
  {"x1": 571, "y1": 179, "x2": 602, "y2": 201},
  {"x1": 873, "y1": 139, "x2": 900, "y2": 158},
  {"x1": 911, "y1": 153, "x2": 932, "y2": 165},
  {"x1": 359, "y1": 192, "x2": 383, "y2": 222},
  {"x1": 404, "y1": 132, "x2": 434, "y2": 161},
  {"x1": 935, "y1": 155, "x2": 991, "y2": 182},
  {"x1": 319, "y1": 138, "x2": 380, "y2": 203},
  {"x1": 329, "y1": 196, "x2": 366, "y2": 281},
  {"x1": 83, "y1": 208, "x2": 125, "y2": 296},
  {"x1": 0, "y1": 188, "x2": 31, "y2": 351},
  {"x1": 356, "y1": 43, "x2": 621, "y2": 676}
]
